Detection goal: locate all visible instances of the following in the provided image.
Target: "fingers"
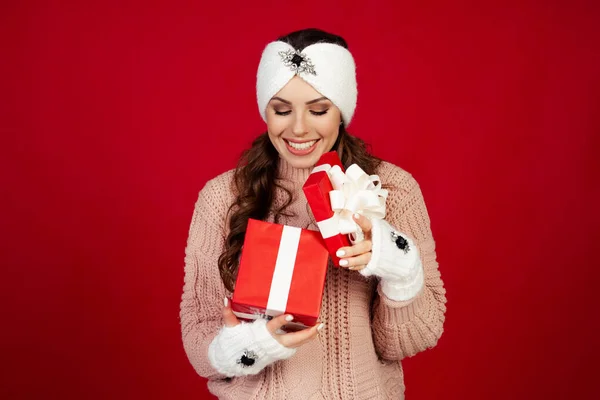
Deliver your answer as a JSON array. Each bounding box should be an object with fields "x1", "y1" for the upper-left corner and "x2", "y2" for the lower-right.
[
  {"x1": 353, "y1": 213, "x2": 372, "y2": 238},
  {"x1": 338, "y1": 252, "x2": 371, "y2": 270},
  {"x1": 266, "y1": 313, "x2": 295, "y2": 335},
  {"x1": 266, "y1": 315, "x2": 324, "y2": 348},
  {"x1": 222, "y1": 297, "x2": 241, "y2": 327},
  {"x1": 337, "y1": 237, "x2": 372, "y2": 270},
  {"x1": 336, "y1": 240, "x2": 372, "y2": 259},
  {"x1": 277, "y1": 322, "x2": 324, "y2": 349}
]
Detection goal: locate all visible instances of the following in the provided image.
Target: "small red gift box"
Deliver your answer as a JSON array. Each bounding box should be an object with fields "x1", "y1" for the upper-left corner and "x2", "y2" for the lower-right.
[
  {"x1": 231, "y1": 218, "x2": 329, "y2": 329},
  {"x1": 303, "y1": 151, "x2": 351, "y2": 266}
]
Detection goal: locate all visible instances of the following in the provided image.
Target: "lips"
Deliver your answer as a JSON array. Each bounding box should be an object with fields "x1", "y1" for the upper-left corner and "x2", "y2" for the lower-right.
[{"x1": 284, "y1": 139, "x2": 319, "y2": 155}]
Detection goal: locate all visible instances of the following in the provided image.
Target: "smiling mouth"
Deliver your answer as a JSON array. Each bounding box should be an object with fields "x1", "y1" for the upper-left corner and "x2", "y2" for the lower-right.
[{"x1": 285, "y1": 139, "x2": 318, "y2": 150}]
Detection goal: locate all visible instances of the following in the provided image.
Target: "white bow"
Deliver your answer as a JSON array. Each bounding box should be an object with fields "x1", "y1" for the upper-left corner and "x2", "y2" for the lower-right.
[{"x1": 313, "y1": 163, "x2": 388, "y2": 240}]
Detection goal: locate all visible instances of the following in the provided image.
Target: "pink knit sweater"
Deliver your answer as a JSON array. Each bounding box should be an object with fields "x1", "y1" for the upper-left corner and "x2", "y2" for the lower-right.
[{"x1": 180, "y1": 159, "x2": 446, "y2": 399}]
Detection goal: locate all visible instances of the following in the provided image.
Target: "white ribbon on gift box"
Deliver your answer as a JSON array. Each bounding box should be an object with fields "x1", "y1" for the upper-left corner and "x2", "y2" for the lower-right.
[
  {"x1": 311, "y1": 163, "x2": 388, "y2": 241},
  {"x1": 266, "y1": 225, "x2": 301, "y2": 316}
]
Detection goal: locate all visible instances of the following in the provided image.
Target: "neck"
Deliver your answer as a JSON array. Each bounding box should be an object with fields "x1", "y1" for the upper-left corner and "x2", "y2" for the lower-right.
[{"x1": 277, "y1": 157, "x2": 313, "y2": 183}]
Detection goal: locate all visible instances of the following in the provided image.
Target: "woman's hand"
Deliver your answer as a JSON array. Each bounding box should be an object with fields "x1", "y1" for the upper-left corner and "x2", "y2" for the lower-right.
[
  {"x1": 222, "y1": 298, "x2": 323, "y2": 349},
  {"x1": 335, "y1": 215, "x2": 425, "y2": 302},
  {"x1": 336, "y1": 213, "x2": 372, "y2": 271}
]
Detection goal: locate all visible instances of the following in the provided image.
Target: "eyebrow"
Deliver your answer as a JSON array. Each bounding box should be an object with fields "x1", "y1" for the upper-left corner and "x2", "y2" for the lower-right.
[{"x1": 271, "y1": 96, "x2": 329, "y2": 105}]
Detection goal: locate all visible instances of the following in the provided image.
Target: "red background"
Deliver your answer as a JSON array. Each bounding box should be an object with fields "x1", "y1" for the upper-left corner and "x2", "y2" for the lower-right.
[{"x1": 2, "y1": 1, "x2": 599, "y2": 399}]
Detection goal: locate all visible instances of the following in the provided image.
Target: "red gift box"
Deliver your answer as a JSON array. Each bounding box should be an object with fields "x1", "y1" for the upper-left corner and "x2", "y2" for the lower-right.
[
  {"x1": 231, "y1": 218, "x2": 329, "y2": 329},
  {"x1": 303, "y1": 151, "x2": 351, "y2": 266}
]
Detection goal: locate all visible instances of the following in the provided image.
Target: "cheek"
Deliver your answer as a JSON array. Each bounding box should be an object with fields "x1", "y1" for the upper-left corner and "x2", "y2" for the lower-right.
[
  {"x1": 266, "y1": 116, "x2": 288, "y2": 135},
  {"x1": 314, "y1": 116, "x2": 340, "y2": 138}
]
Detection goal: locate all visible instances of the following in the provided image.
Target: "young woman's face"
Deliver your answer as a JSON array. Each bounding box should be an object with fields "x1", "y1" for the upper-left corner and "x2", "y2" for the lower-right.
[{"x1": 266, "y1": 76, "x2": 342, "y2": 169}]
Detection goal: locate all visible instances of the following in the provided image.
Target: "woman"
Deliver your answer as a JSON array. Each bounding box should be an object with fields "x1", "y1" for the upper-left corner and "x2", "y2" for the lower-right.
[{"x1": 180, "y1": 28, "x2": 446, "y2": 399}]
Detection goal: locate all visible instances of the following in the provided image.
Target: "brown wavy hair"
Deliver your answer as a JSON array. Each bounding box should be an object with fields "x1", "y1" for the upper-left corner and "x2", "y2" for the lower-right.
[{"x1": 218, "y1": 29, "x2": 382, "y2": 292}]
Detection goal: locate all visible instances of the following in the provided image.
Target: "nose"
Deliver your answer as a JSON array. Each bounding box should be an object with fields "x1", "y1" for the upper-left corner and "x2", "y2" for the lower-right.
[{"x1": 291, "y1": 113, "x2": 308, "y2": 136}]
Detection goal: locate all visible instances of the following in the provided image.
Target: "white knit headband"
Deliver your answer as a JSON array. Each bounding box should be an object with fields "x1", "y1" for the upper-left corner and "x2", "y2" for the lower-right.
[{"x1": 256, "y1": 41, "x2": 357, "y2": 126}]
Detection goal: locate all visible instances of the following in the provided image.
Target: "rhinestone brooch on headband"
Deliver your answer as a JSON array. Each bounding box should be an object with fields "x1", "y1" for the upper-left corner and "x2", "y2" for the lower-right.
[{"x1": 278, "y1": 49, "x2": 317, "y2": 76}]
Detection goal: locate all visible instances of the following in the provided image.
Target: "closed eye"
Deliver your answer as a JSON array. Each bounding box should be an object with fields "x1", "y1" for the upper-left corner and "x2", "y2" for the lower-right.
[{"x1": 274, "y1": 109, "x2": 329, "y2": 116}]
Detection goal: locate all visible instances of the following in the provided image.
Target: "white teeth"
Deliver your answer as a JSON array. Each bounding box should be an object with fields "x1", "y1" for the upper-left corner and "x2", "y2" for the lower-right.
[{"x1": 287, "y1": 140, "x2": 317, "y2": 150}]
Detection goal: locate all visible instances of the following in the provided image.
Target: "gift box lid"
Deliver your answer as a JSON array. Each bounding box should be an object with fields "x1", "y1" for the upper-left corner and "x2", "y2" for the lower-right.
[
  {"x1": 303, "y1": 151, "x2": 345, "y2": 221},
  {"x1": 315, "y1": 151, "x2": 344, "y2": 170}
]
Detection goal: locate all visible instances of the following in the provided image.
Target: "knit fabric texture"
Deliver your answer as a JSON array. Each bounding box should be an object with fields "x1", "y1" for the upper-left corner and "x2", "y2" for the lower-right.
[{"x1": 180, "y1": 158, "x2": 447, "y2": 400}]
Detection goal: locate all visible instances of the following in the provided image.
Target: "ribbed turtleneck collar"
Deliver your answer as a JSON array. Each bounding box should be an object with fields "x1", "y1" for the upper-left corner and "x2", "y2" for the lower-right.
[{"x1": 276, "y1": 157, "x2": 313, "y2": 186}]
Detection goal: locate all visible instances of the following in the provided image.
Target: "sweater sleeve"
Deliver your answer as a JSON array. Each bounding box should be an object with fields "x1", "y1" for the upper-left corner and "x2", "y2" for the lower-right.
[
  {"x1": 370, "y1": 171, "x2": 447, "y2": 361},
  {"x1": 179, "y1": 177, "x2": 232, "y2": 380}
]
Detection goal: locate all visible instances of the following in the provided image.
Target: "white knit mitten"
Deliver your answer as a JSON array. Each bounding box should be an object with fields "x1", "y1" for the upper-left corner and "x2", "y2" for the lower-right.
[
  {"x1": 359, "y1": 219, "x2": 424, "y2": 301},
  {"x1": 208, "y1": 318, "x2": 296, "y2": 377}
]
